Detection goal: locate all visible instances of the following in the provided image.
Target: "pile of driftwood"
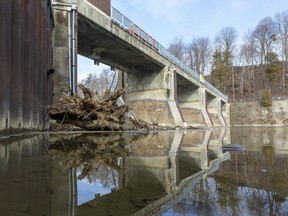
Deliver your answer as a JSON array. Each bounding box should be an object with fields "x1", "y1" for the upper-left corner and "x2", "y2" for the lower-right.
[{"x1": 48, "y1": 84, "x2": 129, "y2": 131}]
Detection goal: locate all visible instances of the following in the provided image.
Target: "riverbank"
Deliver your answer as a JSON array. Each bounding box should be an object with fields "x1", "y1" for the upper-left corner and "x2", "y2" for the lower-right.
[{"x1": 230, "y1": 99, "x2": 288, "y2": 126}]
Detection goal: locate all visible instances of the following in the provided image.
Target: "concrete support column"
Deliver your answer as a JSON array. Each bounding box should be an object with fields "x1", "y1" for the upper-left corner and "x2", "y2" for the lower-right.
[
  {"x1": 167, "y1": 70, "x2": 185, "y2": 127},
  {"x1": 124, "y1": 66, "x2": 184, "y2": 127},
  {"x1": 199, "y1": 88, "x2": 212, "y2": 127},
  {"x1": 217, "y1": 98, "x2": 226, "y2": 126},
  {"x1": 52, "y1": 0, "x2": 78, "y2": 103},
  {"x1": 222, "y1": 102, "x2": 231, "y2": 126}
]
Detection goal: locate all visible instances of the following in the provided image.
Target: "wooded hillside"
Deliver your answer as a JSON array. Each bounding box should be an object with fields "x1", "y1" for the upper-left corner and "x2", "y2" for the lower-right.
[
  {"x1": 206, "y1": 63, "x2": 288, "y2": 102},
  {"x1": 166, "y1": 11, "x2": 288, "y2": 103}
]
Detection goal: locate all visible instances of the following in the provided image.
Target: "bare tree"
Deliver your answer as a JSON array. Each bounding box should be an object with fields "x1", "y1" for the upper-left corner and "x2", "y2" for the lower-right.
[
  {"x1": 213, "y1": 27, "x2": 238, "y2": 100},
  {"x1": 214, "y1": 26, "x2": 238, "y2": 55},
  {"x1": 253, "y1": 17, "x2": 276, "y2": 66},
  {"x1": 275, "y1": 10, "x2": 288, "y2": 95},
  {"x1": 239, "y1": 31, "x2": 258, "y2": 98},
  {"x1": 252, "y1": 17, "x2": 277, "y2": 90},
  {"x1": 81, "y1": 68, "x2": 116, "y2": 94},
  {"x1": 241, "y1": 31, "x2": 258, "y2": 66},
  {"x1": 168, "y1": 37, "x2": 186, "y2": 61},
  {"x1": 186, "y1": 37, "x2": 211, "y2": 74}
]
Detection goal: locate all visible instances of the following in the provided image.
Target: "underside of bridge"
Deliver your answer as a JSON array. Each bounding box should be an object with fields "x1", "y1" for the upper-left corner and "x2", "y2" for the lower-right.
[{"x1": 78, "y1": 15, "x2": 164, "y2": 72}]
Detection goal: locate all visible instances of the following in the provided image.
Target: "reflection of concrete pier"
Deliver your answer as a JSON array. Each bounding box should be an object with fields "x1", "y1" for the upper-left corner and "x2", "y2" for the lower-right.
[{"x1": 78, "y1": 129, "x2": 230, "y2": 216}]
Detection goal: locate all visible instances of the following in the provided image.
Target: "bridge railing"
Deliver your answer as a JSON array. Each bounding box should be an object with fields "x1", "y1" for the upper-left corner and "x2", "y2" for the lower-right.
[{"x1": 111, "y1": 6, "x2": 228, "y2": 101}]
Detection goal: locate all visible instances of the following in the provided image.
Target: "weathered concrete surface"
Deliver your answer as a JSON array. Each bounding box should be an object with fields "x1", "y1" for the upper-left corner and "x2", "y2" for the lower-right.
[
  {"x1": 128, "y1": 100, "x2": 175, "y2": 126},
  {"x1": 231, "y1": 100, "x2": 288, "y2": 126},
  {"x1": 53, "y1": 5, "x2": 71, "y2": 102},
  {"x1": 87, "y1": 0, "x2": 110, "y2": 15},
  {"x1": 222, "y1": 103, "x2": 231, "y2": 126},
  {"x1": 180, "y1": 108, "x2": 206, "y2": 126},
  {"x1": 177, "y1": 78, "x2": 206, "y2": 126}
]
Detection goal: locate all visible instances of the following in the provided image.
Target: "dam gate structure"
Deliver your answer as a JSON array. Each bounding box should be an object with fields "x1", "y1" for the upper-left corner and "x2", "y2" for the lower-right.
[{"x1": 52, "y1": 0, "x2": 230, "y2": 128}]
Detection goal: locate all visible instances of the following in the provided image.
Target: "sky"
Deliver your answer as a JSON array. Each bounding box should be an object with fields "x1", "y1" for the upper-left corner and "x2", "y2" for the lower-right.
[{"x1": 78, "y1": 0, "x2": 288, "y2": 81}]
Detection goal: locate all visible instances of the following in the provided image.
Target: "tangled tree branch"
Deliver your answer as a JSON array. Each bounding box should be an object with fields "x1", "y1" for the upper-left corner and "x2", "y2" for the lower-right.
[{"x1": 48, "y1": 85, "x2": 128, "y2": 131}]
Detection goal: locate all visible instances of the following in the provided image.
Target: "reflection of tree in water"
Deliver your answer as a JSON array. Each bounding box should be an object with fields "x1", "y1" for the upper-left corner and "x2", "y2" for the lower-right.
[
  {"x1": 168, "y1": 151, "x2": 288, "y2": 216},
  {"x1": 213, "y1": 176, "x2": 238, "y2": 215},
  {"x1": 47, "y1": 133, "x2": 142, "y2": 183},
  {"x1": 77, "y1": 164, "x2": 118, "y2": 188},
  {"x1": 244, "y1": 187, "x2": 288, "y2": 216},
  {"x1": 168, "y1": 178, "x2": 219, "y2": 216},
  {"x1": 170, "y1": 177, "x2": 288, "y2": 216},
  {"x1": 262, "y1": 145, "x2": 275, "y2": 164}
]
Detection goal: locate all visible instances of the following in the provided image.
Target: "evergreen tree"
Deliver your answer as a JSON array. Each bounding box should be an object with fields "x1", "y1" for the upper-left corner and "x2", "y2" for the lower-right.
[
  {"x1": 265, "y1": 52, "x2": 281, "y2": 81},
  {"x1": 211, "y1": 50, "x2": 232, "y2": 93}
]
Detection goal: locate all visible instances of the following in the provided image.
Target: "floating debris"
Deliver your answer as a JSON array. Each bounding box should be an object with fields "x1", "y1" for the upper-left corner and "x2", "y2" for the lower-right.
[{"x1": 222, "y1": 144, "x2": 245, "y2": 152}]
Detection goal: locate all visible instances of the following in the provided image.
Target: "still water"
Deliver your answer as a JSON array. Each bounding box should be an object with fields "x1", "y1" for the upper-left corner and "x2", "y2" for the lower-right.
[{"x1": 0, "y1": 127, "x2": 287, "y2": 216}]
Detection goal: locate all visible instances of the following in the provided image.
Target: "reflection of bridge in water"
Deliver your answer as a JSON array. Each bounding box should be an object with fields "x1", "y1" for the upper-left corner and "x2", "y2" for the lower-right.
[
  {"x1": 77, "y1": 129, "x2": 230, "y2": 216},
  {"x1": 0, "y1": 129, "x2": 230, "y2": 216},
  {"x1": 1, "y1": 128, "x2": 288, "y2": 215}
]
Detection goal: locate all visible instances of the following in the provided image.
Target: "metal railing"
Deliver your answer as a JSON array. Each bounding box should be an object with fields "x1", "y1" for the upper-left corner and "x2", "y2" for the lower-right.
[{"x1": 111, "y1": 6, "x2": 228, "y2": 101}]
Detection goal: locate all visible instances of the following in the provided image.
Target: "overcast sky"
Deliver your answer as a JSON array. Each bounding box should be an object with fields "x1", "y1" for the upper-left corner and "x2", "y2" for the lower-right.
[{"x1": 78, "y1": 0, "x2": 287, "y2": 81}]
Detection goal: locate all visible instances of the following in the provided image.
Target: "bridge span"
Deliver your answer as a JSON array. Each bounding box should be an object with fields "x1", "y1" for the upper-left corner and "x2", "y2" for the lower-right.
[{"x1": 52, "y1": 0, "x2": 230, "y2": 127}]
